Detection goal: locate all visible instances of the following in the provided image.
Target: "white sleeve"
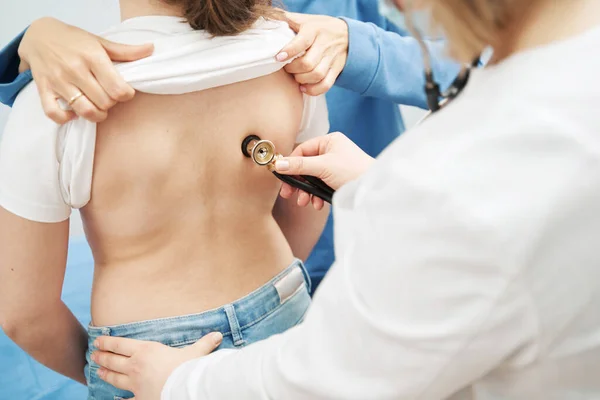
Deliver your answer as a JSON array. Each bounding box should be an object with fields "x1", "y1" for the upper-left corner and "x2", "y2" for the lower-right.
[
  {"x1": 0, "y1": 82, "x2": 71, "y2": 223},
  {"x1": 161, "y1": 174, "x2": 536, "y2": 400},
  {"x1": 295, "y1": 94, "x2": 329, "y2": 143}
]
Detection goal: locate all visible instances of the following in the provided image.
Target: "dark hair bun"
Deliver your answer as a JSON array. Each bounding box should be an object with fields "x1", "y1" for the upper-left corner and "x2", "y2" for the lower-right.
[{"x1": 165, "y1": 0, "x2": 275, "y2": 35}]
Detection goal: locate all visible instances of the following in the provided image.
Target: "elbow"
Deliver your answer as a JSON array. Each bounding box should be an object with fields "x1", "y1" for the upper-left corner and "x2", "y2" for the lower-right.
[
  {"x1": 1, "y1": 313, "x2": 30, "y2": 341},
  {"x1": 0, "y1": 308, "x2": 47, "y2": 344},
  {"x1": 1, "y1": 315, "x2": 26, "y2": 342}
]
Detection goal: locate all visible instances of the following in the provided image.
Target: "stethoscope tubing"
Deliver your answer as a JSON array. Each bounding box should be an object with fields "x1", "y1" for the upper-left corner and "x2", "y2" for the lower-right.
[{"x1": 273, "y1": 172, "x2": 334, "y2": 204}]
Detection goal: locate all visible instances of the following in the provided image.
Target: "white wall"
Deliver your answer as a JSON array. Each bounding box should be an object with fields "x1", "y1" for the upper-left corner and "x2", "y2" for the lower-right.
[{"x1": 0, "y1": 0, "x2": 120, "y2": 236}]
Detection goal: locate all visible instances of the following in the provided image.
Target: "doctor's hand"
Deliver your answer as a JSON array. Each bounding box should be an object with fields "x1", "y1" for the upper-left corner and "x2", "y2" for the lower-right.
[
  {"x1": 276, "y1": 133, "x2": 374, "y2": 209},
  {"x1": 18, "y1": 17, "x2": 154, "y2": 124},
  {"x1": 91, "y1": 332, "x2": 223, "y2": 400},
  {"x1": 275, "y1": 12, "x2": 349, "y2": 96}
]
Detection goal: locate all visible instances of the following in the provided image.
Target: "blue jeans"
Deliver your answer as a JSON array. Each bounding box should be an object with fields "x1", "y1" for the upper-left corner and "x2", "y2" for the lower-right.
[{"x1": 85, "y1": 259, "x2": 311, "y2": 400}]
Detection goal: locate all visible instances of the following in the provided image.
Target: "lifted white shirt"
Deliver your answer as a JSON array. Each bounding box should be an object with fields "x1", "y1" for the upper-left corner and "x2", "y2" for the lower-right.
[{"x1": 0, "y1": 16, "x2": 329, "y2": 223}]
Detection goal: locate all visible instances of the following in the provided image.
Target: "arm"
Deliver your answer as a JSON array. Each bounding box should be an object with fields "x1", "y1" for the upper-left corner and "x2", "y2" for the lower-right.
[
  {"x1": 272, "y1": 194, "x2": 329, "y2": 261},
  {"x1": 1, "y1": 17, "x2": 153, "y2": 122},
  {"x1": 276, "y1": 12, "x2": 460, "y2": 105},
  {"x1": 0, "y1": 211, "x2": 88, "y2": 384},
  {"x1": 335, "y1": 18, "x2": 461, "y2": 109},
  {"x1": 0, "y1": 29, "x2": 32, "y2": 106},
  {"x1": 162, "y1": 175, "x2": 535, "y2": 399},
  {"x1": 0, "y1": 81, "x2": 87, "y2": 384}
]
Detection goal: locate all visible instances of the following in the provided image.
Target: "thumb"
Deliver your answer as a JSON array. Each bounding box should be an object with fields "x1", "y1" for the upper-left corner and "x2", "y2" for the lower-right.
[
  {"x1": 186, "y1": 332, "x2": 223, "y2": 358},
  {"x1": 100, "y1": 38, "x2": 155, "y2": 62},
  {"x1": 275, "y1": 156, "x2": 326, "y2": 178}
]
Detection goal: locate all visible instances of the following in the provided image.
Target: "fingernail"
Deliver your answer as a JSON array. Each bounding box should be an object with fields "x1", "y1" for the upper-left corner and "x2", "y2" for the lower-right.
[
  {"x1": 211, "y1": 332, "x2": 223, "y2": 346},
  {"x1": 300, "y1": 86, "x2": 307, "y2": 93},
  {"x1": 276, "y1": 52, "x2": 288, "y2": 62},
  {"x1": 275, "y1": 160, "x2": 290, "y2": 171},
  {"x1": 94, "y1": 340, "x2": 100, "y2": 348},
  {"x1": 97, "y1": 368, "x2": 105, "y2": 378},
  {"x1": 91, "y1": 352, "x2": 96, "y2": 362}
]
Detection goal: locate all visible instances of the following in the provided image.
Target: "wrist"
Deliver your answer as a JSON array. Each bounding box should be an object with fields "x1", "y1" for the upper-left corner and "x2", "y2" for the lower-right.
[
  {"x1": 18, "y1": 17, "x2": 55, "y2": 67},
  {"x1": 337, "y1": 17, "x2": 350, "y2": 60},
  {"x1": 335, "y1": 18, "x2": 380, "y2": 94}
]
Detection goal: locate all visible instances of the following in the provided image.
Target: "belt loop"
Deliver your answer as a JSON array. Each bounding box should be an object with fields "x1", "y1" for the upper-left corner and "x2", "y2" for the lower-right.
[
  {"x1": 297, "y1": 260, "x2": 312, "y2": 294},
  {"x1": 224, "y1": 304, "x2": 245, "y2": 347}
]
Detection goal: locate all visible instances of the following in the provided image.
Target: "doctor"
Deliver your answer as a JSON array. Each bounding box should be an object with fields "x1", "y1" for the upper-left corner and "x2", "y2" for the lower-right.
[{"x1": 91, "y1": 0, "x2": 600, "y2": 398}]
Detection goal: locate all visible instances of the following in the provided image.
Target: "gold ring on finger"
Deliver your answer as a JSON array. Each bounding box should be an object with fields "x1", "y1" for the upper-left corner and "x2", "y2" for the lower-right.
[{"x1": 67, "y1": 92, "x2": 85, "y2": 106}]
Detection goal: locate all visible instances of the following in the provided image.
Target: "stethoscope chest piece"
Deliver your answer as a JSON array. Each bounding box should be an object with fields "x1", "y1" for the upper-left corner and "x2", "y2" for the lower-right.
[
  {"x1": 241, "y1": 134, "x2": 335, "y2": 204},
  {"x1": 252, "y1": 140, "x2": 276, "y2": 166},
  {"x1": 242, "y1": 135, "x2": 277, "y2": 166}
]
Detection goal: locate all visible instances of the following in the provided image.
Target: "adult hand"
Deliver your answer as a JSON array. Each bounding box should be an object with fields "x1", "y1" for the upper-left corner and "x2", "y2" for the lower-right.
[
  {"x1": 275, "y1": 12, "x2": 349, "y2": 96},
  {"x1": 275, "y1": 133, "x2": 374, "y2": 209},
  {"x1": 92, "y1": 332, "x2": 223, "y2": 400},
  {"x1": 18, "y1": 17, "x2": 154, "y2": 124}
]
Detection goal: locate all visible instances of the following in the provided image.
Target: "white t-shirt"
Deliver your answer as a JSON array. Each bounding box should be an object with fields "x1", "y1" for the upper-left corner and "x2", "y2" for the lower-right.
[
  {"x1": 162, "y1": 27, "x2": 600, "y2": 399},
  {"x1": 0, "y1": 16, "x2": 329, "y2": 223}
]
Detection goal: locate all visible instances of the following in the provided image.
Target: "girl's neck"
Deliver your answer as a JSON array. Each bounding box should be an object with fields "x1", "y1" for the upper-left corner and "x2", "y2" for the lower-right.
[{"x1": 119, "y1": 0, "x2": 182, "y2": 22}]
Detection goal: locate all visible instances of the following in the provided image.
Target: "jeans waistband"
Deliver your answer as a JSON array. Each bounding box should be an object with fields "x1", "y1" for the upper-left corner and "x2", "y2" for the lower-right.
[{"x1": 88, "y1": 258, "x2": 310, "y2": 341}]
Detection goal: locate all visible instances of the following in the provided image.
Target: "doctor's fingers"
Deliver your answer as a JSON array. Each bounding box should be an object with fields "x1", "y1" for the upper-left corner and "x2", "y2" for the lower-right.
[
  {"x1": 38, "y1": 84, "x2": 75, "y2": 124},
  {"x1": 283, "y1": 40, "x2": 328, "y2": 75},
  {"x1": 90, "y1": 57, "x2": 135, "y2": 104},
  {"x1": 288, "y1": 53, "x2": 334, "y2": 85},
  {"x1": 275, "y1": 156, "x2": 331, "y2": 182},
  {"x1": 51, "y1": 83, "x2": 108, "y2": 123},
  {"x1": 276, "y1": 25, "x2": 318, "y2": 62},
  {"x1": 312, "y1": 195, "x2": 325, "y2": 210},
  {"x1": 279, "y1": 185, "x2": 324, "y2": 210},
  {"x1": 69, "y1": 72, "x2": 117, "y2": 113},
  {"x1": 95, "y1": 336, "x2": 144, "y2": 357},
  {"x1": 92, "y1": 350, "x2": 131, "y2": 375},
  {"x1": 97, "y1": 368, "x2": 134, "y2": 393},
  {"x1": 93, "y1": 38, "x2": 153, "y2": 102},
  {"x1": 298, "y1": 191, "x2": 325, "y2": 210},
  {"x1": 279, "y1": 183, "x2": 297, "y2": 199},
  {"x1": 300, "y1": 60, "x2": 344, "y2": 96}
]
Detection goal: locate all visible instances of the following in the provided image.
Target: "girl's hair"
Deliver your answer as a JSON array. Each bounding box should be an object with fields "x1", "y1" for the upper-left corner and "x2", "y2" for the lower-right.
[
  {"x1": 418, "y1": 0, "x2": 534, "y2": 63},
  {"x1": 164, "y1": 0, "x2": 277, "y2": 36}
]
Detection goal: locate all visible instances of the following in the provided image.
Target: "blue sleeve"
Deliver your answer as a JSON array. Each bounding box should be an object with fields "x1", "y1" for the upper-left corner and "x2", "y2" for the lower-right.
[
  {"x1": 0, "y1": 29, "x2": 34, "y2": 107},
  {"x1": 335, "y1": 18, "x2": 462, "y2": 110}
]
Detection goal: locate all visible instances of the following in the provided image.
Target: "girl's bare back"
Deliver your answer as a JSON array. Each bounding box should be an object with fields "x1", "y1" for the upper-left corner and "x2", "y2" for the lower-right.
[{"x1": 84, "y1": 70, "x2": 306, "y2": 326}]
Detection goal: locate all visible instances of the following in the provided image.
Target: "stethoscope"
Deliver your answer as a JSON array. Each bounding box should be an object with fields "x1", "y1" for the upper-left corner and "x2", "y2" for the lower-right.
[
  {"x1": 403, "y1": 3, "x2": 479, "y2": 116},
  {"x1": 240, "y1": 4, "x2": 477, "y2": 204},
  {"x1": 241, "y1": 135, "x2": 335, "y2": 203}
]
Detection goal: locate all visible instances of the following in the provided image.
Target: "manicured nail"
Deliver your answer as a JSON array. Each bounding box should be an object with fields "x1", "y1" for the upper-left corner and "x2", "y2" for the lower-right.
[
  {"x1": 94, "y1": 340, "x2": 100, "y2": 348},
  {"x1": 97, "y1": 368, "x2": 105, "y2": 378},
  {"x1": 91, "y1": 352, "x2": 97, "y2": 362},
  {"x1": 276, "y1": 52, "x2": 288, "y2": 62},
  {"x1": 300, "y1": 86, "x2": 307, "y2": 93},
  {"x1": 275, "y1": 160, "x2": 290, "y2": 171}
]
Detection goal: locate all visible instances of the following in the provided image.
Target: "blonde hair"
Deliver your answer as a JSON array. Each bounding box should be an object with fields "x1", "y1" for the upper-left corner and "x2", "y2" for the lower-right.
[{"x1": 418, "y1": 0, "x2": 534, "y2": 63}]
